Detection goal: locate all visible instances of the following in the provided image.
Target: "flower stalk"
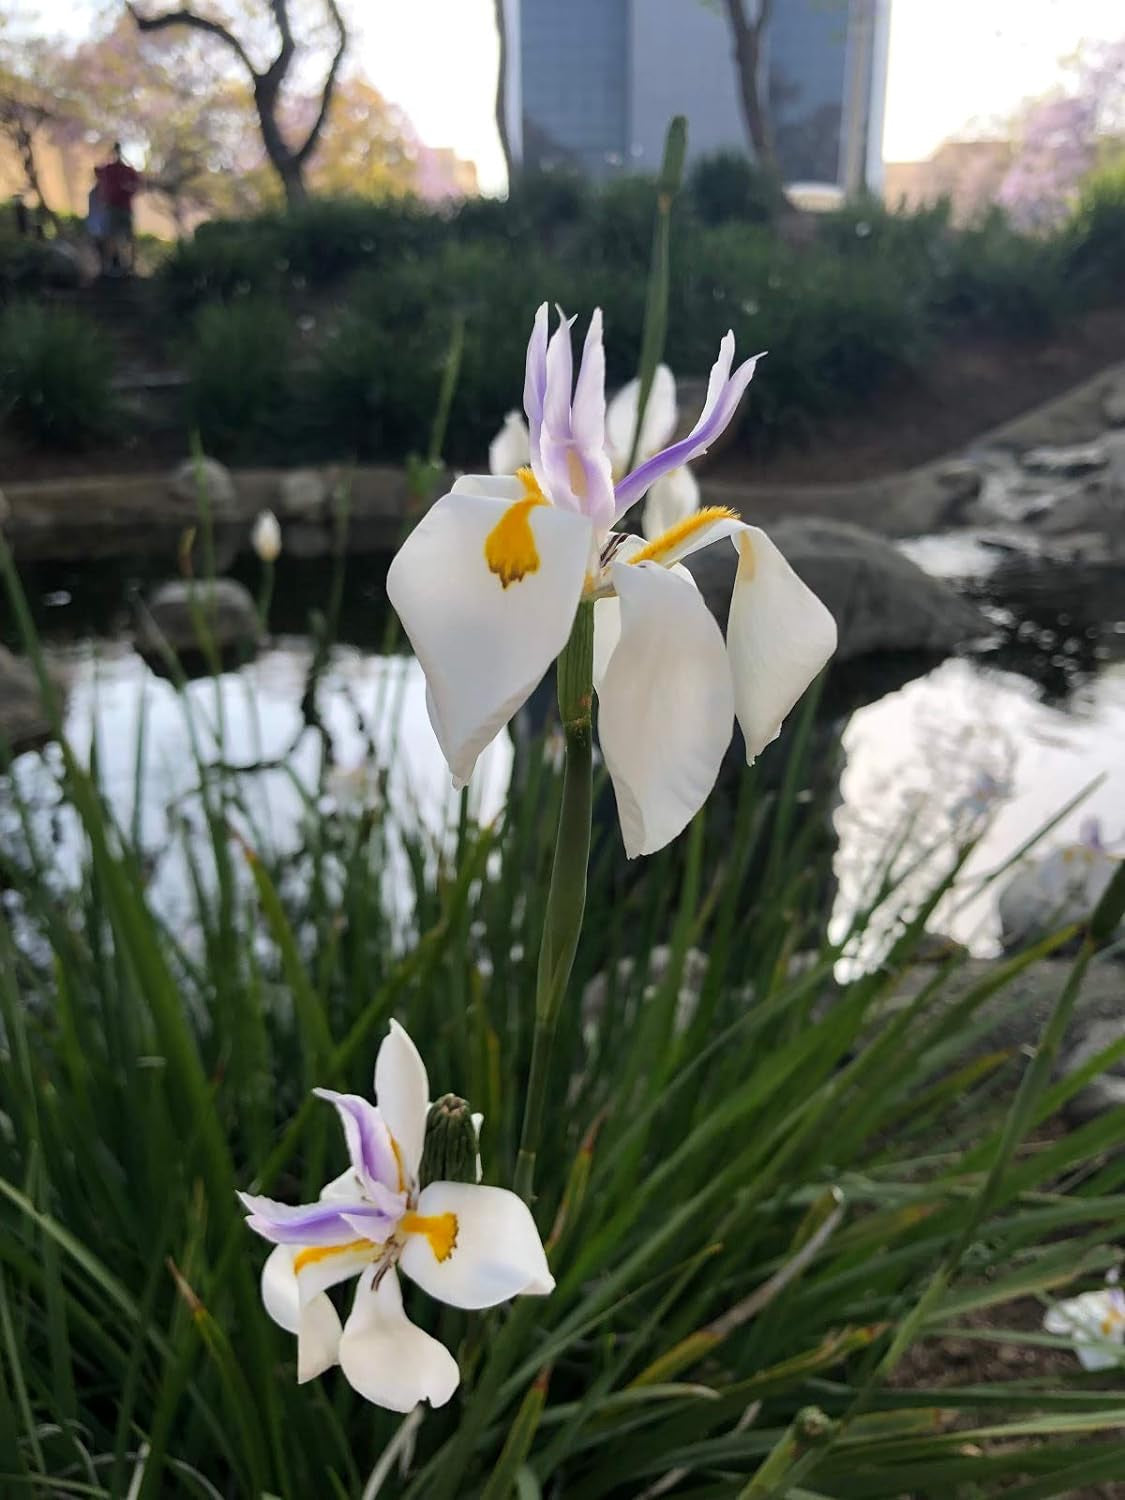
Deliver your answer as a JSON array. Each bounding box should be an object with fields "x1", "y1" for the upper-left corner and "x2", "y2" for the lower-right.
[{"x1": 515, "y1": 600, "x2": 595, "y2": 1201}]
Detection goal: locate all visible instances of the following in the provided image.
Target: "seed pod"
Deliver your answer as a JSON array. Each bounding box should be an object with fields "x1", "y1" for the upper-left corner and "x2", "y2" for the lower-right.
[{"x1": 420, "y1": 1094, "x2": 479, "y2": 1186}]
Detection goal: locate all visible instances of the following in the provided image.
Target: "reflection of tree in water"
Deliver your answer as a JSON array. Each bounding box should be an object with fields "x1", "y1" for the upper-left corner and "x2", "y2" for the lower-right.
[{"x1": 770, "y1": 66, "x2": 842, "y2": 183}]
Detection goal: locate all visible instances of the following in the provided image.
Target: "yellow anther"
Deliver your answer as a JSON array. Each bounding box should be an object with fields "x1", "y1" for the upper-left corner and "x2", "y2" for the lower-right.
[{"x1": 628, "y1": 506, "x2": 739, "y2": 566}]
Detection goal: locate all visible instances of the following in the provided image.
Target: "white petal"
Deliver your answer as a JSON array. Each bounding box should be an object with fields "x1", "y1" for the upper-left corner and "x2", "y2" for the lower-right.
[
  {"x1": 1044, "y1": 1291, "x2": 1125, "y2": 1370},
  {"x1": 641, "y1": 466, "x2": 700, "y2": 541},
  {"x1": 386, "y1": 486, "x2": 593, "y2": 786},
  {"x1": 375, "y1": 1020, "x2": 430, "y2": 1188},
  {"x1": 261, "y1": 1245, "x2": 342, "y2": 1383},
  {"x1": 605, "y1": 365, "x2": 678, "y2": 469},
  {"x1": 597, "y1": 561, "x2": 733, "y2": 858},
  {"x1": 293, "y1": 1241, "x2": 384, "y2": 1306},
  {"x1": 592, "y1": 595, "x2": 621, "y2": 695},
  {"x1": 320, "y1": 1167, "x2": 362, "y2": 1202},
  {"x1": 488, "y1": 412, "x2": 531, "y2": 476},
  {"x1": 399, "y1": 1182, "x2": 554, "y2": 1310},
  {"x1": 726, "y1": 526, "x2": 838, "y2": 762},
  {"x1": 339, "y1": 1268, "x2": 460, "y2": 1412}
]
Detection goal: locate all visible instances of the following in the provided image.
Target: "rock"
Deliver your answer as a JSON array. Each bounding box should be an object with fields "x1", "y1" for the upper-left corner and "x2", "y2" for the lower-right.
[
  {"x1": 909, "y1": 930, "x2": 971, "y2": 965},
  {"x1": 932, "y1": 458, "x2": 983, "y2": 509},
  {"x1": 877, "y1": 956, "x2": 1125, "y2": 1070},
  {"x1": 1022, "y1": 443, "x2": 1108, "y2": 478},
  {"x1": 1058, "y1": 1019, "x2": 1125, "y2": 1124},
  {"x1": 1030, "y1": 478, "x2": 1121, "y2": 539},
  {"x1": 1102, "y1": 379, "x2": 1125, "y2": 429},
  {"x1": 277, "y1": 468, "x2": 329, "y2": 522},
  {"x1": 998, "y1": 839, "x2": 1119, "y2": 952},
  {"x1": 0, "y1": 646, "x2": 65, "y2": 753},
  {"x1": 136, "y1": 579, "x2": 260, "y2": 661},
  {"x1": 684, "y1": 519, "x2": 987, "y2": 662},
  {"x1": 168, "y1": 457, "x2": 237, "y2": 513}
]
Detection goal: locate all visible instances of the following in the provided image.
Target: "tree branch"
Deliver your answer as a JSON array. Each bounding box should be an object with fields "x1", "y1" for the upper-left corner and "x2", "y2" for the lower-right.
[
  {"x1": 295, "y1": 0, "x2": 347, "y2": 166},
  {"x1": 126, "y1": 2, "x2": 256, "y2": 78}
]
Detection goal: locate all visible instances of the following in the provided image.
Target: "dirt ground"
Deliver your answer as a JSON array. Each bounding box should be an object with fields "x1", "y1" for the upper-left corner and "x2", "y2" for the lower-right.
[{"x1": 892, "y1": 1300, "x2": 1125, "y2": 1499}]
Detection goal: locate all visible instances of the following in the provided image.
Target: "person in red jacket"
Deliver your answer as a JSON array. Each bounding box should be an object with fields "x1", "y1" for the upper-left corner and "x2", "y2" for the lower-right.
[{"x1": 94, "y1": 143, "x2": 141, "y2": 274}]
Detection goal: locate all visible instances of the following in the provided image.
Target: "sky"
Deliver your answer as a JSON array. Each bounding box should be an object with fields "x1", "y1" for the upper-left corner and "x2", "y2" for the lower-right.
[{"x1": 23, "y1": 0, "x2": 1125, "y2": 190}]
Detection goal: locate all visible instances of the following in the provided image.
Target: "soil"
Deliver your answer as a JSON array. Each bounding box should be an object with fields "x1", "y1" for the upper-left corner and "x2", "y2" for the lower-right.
[
  {"x1": 892, "y1": 1299, "x2": 1125, "y2": 1499},
  {"x1": 4, "y1": 292, "x2": 1125, "y2": 489}
]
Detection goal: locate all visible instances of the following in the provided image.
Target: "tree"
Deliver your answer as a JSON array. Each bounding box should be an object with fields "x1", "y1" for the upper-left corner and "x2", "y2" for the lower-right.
[
  {"x1": 0, "y1": 23, "x2": 68, "y2": 227},
  {"x1": 492, "y1": 0, "x2": 513, "y2": 186},
  {"x1": 997, "y1": 36, "x2": 1125, "y2": 232},
  {"x1": 126, "y1": 0, "x2": 348, "y2": 207},
  {"x1": 302, "y1": 74, "x2": 418, "y2": 199},
  {"x1": 721, "y1": 0, "x2": 776, "y2": 174},
  {"x1": 59, "y1": 15, "x2": 261, "y2": 229}
]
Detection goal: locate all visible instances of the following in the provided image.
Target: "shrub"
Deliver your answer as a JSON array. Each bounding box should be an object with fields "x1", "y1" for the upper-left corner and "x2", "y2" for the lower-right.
[
  {"x1": 688, "y1": 149, "x2": 785, "y2": 226},
  {"x1": 183, "y1": 298, "x2": 293, "y2": 459},
  {"x1": 0, "y1": 300, "x2": 112, "y2": 449},
  {"x1": 934, "y1": 208, "x2": 1070, "y2": 338},
  {"x1": 1064, "y1": 157, "x2": 1125, "y2": 299}
]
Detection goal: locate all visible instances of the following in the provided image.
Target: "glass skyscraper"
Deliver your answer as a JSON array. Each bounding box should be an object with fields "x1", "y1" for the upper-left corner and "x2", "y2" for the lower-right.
[{"x1": 500, "y1": 0, "x2": 891, "y2": 191}]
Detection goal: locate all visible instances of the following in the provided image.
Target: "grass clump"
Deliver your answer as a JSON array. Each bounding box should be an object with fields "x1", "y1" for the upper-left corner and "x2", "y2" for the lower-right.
[
  {"x1": 0, "y1": 300, "x2": 113, "y2": 449},
  {"x1": 1, "y1": 519, "x2": 1123, "y2": 1496}
]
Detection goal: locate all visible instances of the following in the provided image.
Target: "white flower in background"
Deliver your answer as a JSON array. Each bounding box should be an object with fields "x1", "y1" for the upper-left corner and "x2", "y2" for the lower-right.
[
  {"x1": 1043, "y1": 1287, "x2": 1125, "y2": 1370},
  {"x1": 999, "y1": 817, "x2": 1121, "y2": 948},
  {"x1": 251, "y1": 509, "x2": 282, "y2": 563},
  {"x1": 490, "y1": 365, "x2": 702, "y2": 541},
  {"x1": 488, "y1": 410, "x2": 532, "y2": 477},
  {"x1": 239, "y1": 1021, "x2": 553, "y2": 1412},
  {"x1": 390, "y1": 303, "x2": 837, "y2": 858}
]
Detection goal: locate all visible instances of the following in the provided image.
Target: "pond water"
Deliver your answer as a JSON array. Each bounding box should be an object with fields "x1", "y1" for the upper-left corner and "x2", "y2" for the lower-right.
[{"x1": 3, "y1": 544, "x2": 1124, "y2": 959}]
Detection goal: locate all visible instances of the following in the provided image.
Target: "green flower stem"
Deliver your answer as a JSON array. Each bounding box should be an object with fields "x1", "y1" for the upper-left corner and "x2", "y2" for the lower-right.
[{"x1": 514, "y1": 601, "x2": 594, "y2": 1203}]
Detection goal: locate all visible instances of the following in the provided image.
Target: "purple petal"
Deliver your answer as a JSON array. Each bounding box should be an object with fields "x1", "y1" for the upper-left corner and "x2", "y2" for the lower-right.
[
  {"x1": 313, "y1": 1090, "x2": 399, "y2": 1195},
  {"x1": 542, "y1": 309, "x2": 575, "y2": 441},
  {"x1": 613, "y1": 343, "x2": 763, "y2": 519},
  {"x1": 238, "y1": 1192, "x2": 397, "y2": 1247},
  {"x1": 571, "y1": 308, "x2": 606, "y2": 450},
  {"x1": 522, "y1": 302, "x2": 549, "y2": 468}
]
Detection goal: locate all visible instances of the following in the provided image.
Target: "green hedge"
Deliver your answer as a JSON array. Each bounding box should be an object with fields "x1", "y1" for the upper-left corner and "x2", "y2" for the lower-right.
[{"x1": 0, "y1": 301, "x2": 113, "y2": 449}]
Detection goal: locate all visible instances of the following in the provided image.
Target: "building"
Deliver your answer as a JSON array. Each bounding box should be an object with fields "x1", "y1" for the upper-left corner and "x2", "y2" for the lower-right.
[
  {"x1": 500, "y1": 0, "x2": 891, "y2": 193},
  {"x1": 883, "y1": 139, "x2": 1015, "y2": 223}
]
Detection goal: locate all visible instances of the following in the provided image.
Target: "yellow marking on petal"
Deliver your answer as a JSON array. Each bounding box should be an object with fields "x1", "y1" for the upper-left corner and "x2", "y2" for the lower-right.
[
  {"x1": 484, "y1": 470, "x2": 548, "y2": 588},
  {"x1": 736, "y1": 531, "x2": 756, "y2": 581},
  {"x1": 566, "y1": 449, "x2": 589, "y2": 498},
  {"x1": 293, "y1": 1238, "x2": 377, "y2": 1275},
  {"x1": 627, "y1": 506, "x2": 739, "y2": 566},
  {"x1": 390, "y1": 1135, "x2": 406, "y2": 1193},
  {"x1": 400, "y1": 1210, "x2": 458, "y2": 1263}
]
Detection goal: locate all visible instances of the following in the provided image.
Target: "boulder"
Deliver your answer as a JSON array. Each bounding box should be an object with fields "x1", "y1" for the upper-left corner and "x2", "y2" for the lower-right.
[
  {"x1": 277, "y1": 468, "x2": 330, "y2": 522},
  {"x1": 1022, "y1": 442, "x2": 1108, "y2": 478},
  {"x1": 878, "y1": 956, "x2": 1125, "y2": 1075},
  {"x1": 136, "y1": 579, "x2": 260, "y2": 661},
  {"x1": 0, "y1": 646, "x2": 64, "y2": 753},
  {"x1": 1101, "y1": 379, "x2": 1125, "y2": 429},
  {"x1": 168, "y1": 457, "x2": 237, "y2": 513},
  {"x1": 684, "y1": 519, "x2": 987, "y2": 662},
  {"x1": 1058, "y1": 1019, "x2": 1125, "y2": 1125}
]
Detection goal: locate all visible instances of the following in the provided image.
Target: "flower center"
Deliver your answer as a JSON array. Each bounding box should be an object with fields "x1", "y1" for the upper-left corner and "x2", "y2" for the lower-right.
[
  {"x1": 484, "y1": 468, "x2": 548, "y2": 589},
  {"x1": 627, "y1": 506, "x2": 739, "y2": 566},
  {"x1": 400, "y1": 1210, "x2": 459, "y2": 1262}
]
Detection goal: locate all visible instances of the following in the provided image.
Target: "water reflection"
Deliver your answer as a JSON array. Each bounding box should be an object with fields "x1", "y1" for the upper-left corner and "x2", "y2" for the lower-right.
[
  {"x1": 835, "y1": 657, "x2": 1125, "y2": 955},
  {"x1": 3, "y1": 641, "x2": 510, "y2": 938},
  {"x1": 3, "y1": 613, "x2": 1122, "y2": 961}
]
